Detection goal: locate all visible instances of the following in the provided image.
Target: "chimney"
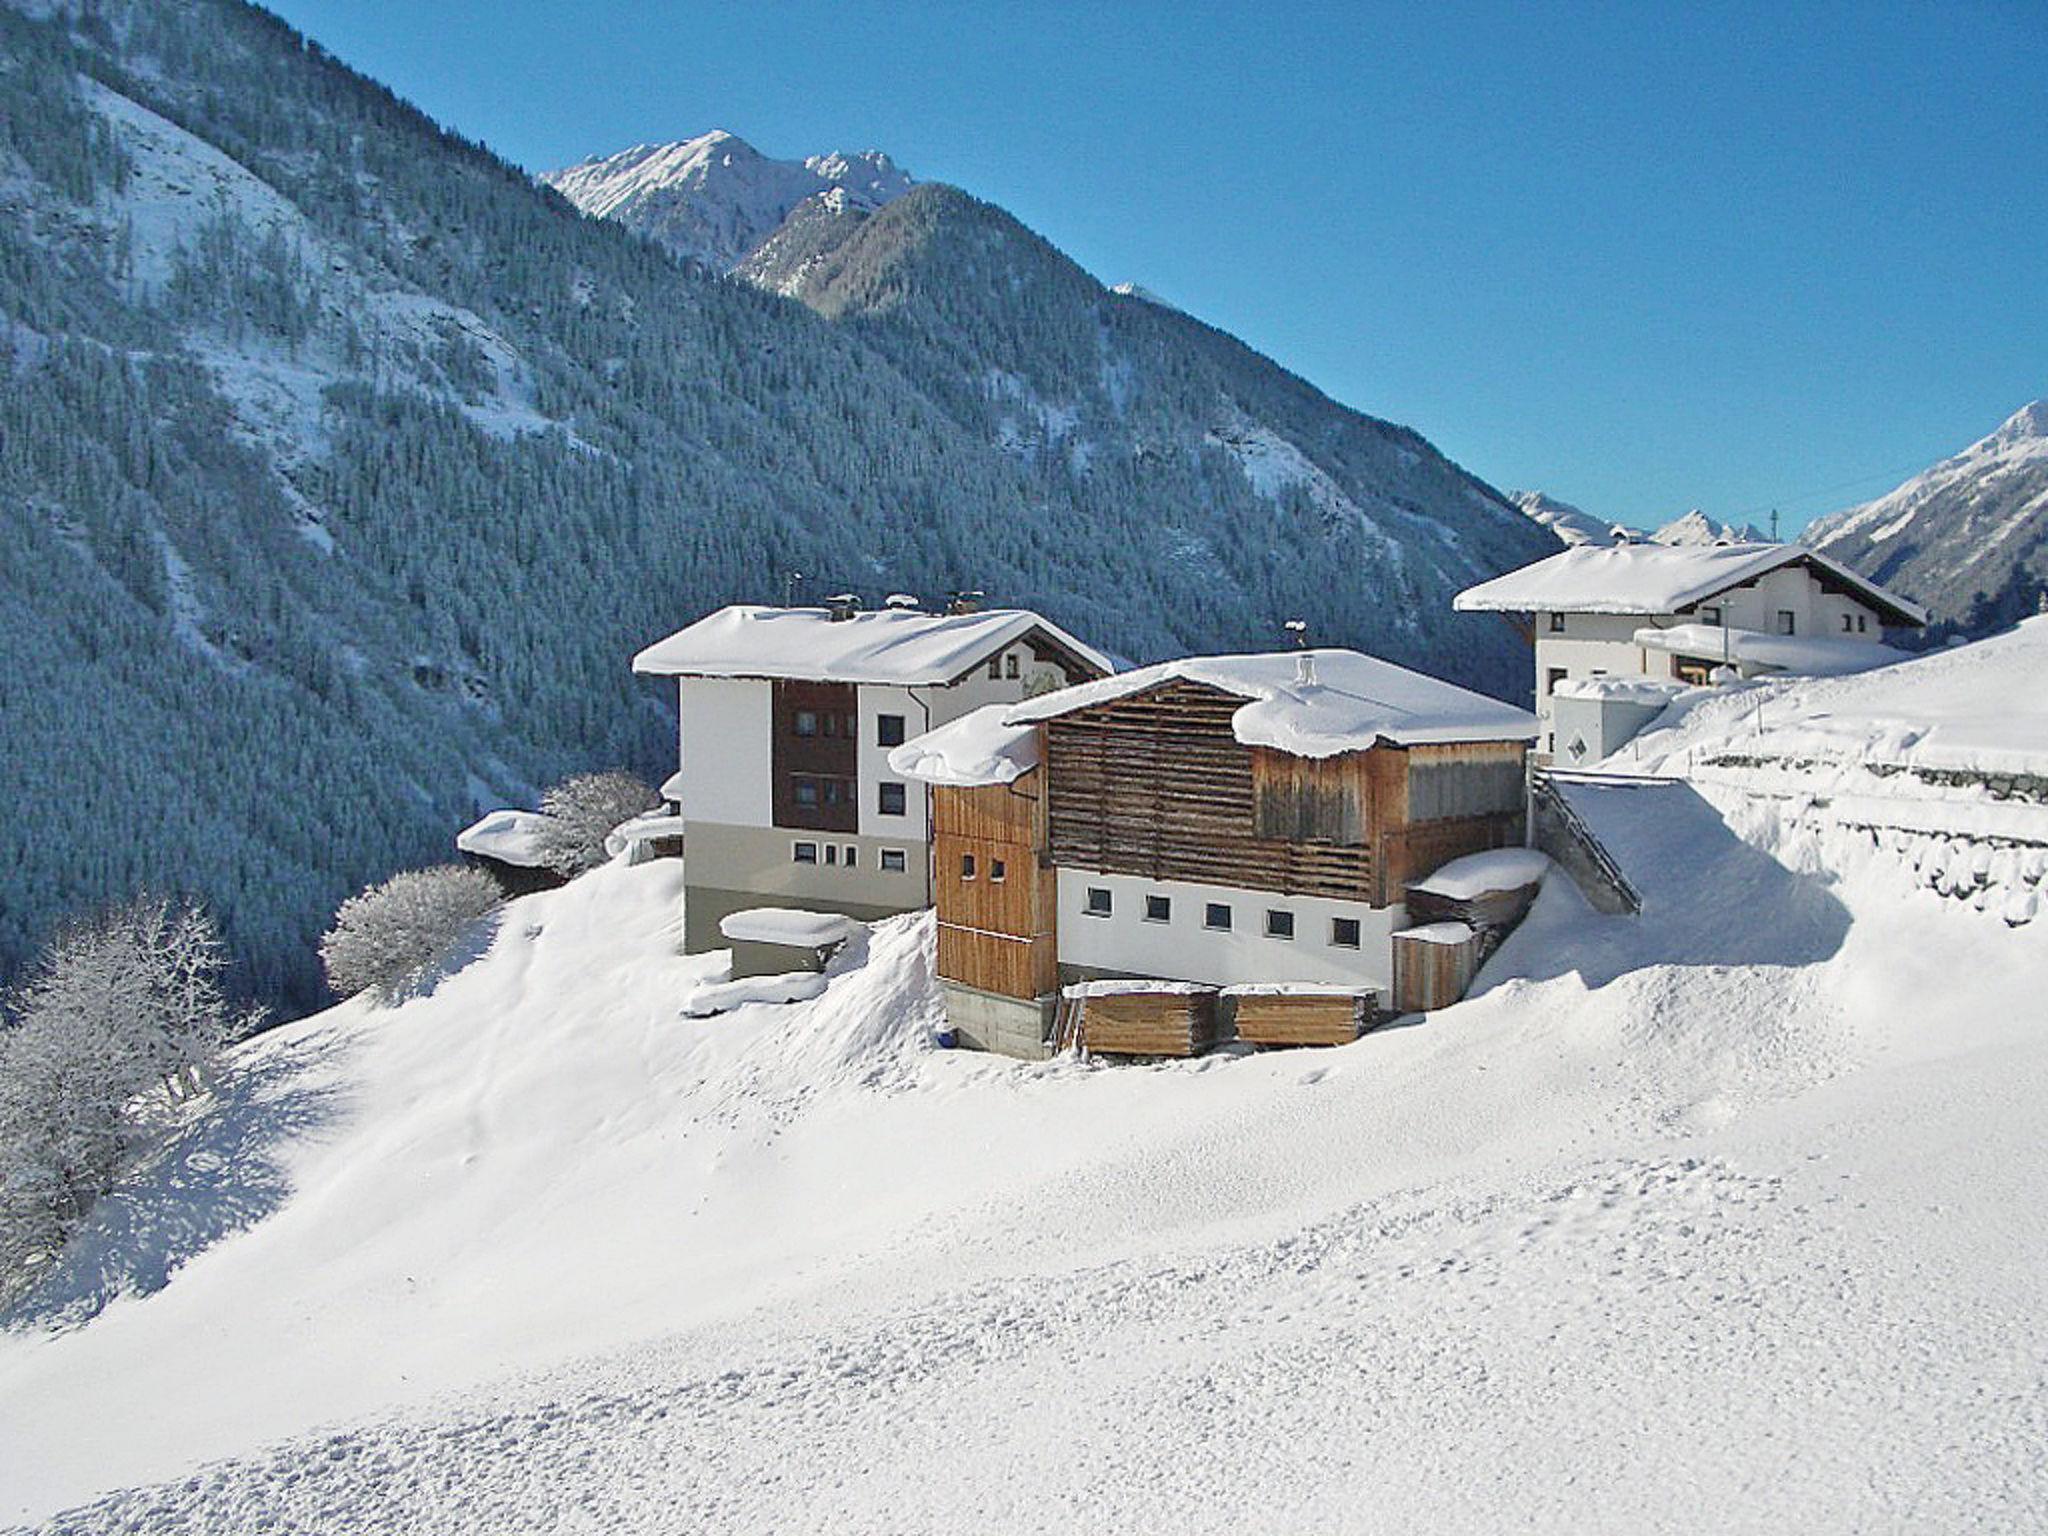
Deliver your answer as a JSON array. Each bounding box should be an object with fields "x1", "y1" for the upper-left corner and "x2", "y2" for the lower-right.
[
  {"x1": 825, "y1": 592, "x2": 860, "y2": 622},
  {"x1": 883, "y1": 593, "x2": 921, "y2": 612},
  {"x1": 1610, "y1": 525, "x2": 1635, "y2": 546},
  {"x1": 1296, "y1": 650, "x2": 1318, "y2": 688},
  {"x1": 946, "y1": 589, "x2": 985, "y2": 616}
]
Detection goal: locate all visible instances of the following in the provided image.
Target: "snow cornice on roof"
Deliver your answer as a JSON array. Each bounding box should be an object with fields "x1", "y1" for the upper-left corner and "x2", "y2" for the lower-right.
[
  {"x1": 1453, "y1": 542, "x2": 1928, "y2": 628},
  {"x1": 631, "y1": 604, "x2": 1112, "y2": 686}
]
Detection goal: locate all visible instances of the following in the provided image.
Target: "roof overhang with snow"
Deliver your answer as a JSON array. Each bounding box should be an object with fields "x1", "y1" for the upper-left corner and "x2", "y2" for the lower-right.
[
  {"x1": 632, "y1": 604, "x2": 1113, "y2": 685},
  {"x1": 1453, "y1": 543, "x2": 1928, "y2": 628},
  {"x1": 1631, "y1": 623, "x2": 1910, "y2": 678}
]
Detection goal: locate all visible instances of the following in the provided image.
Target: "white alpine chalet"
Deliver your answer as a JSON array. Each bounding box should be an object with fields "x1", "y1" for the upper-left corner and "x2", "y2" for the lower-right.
[
  {"x1": 1455, "y1": 539, "x2": 1926, "y2": 760},
  {"x1": 633, "y1": 599, "x2": 1109, "y2": 951}
]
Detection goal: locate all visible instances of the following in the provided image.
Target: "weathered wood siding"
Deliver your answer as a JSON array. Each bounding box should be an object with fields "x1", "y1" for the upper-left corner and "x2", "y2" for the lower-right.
[
  {"x1": 932, "y1": 768, "x2": 1056, "y2": 1002},
  {"x1": 1046, "y1": 681, "x2": 1379, "y2": 900},
  {"x1": 1231, "y1": 992, "x2": 1376, "y2": 1047},
  {"x1": 1391, "y1": 928, "x2": 1485, "y2": 1013},
  {"x1": 1072, "y1": 989, "x2": 1218, "y2": 1057},
  {"x1": 1046, "y1": 680, "x2": 1527, "y2": 907}
]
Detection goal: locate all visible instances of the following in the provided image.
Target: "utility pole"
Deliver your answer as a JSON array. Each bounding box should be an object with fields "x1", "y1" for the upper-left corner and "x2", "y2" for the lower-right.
[{"x1": 1770, "y1": 507, "x2": 1780, "y2": 542}]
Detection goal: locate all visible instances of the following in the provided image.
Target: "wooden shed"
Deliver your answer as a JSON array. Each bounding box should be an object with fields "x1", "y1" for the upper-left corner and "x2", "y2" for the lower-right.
[
  {"x1": 1391, "y1": 922, "x2": 1485, "y2": 1013},
  {"x1": 1058, "y1": 981, "x2": 1219, "y2": 1057},
  {"x1": 1223, "y1": 985, "x2": 1379, "y2": 1047}
]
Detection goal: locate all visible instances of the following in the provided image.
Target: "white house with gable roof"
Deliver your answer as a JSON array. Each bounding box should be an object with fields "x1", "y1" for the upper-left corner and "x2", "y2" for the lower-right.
[
  {"x1": 1454, "y1": 540, "x2": 1926, "y2": 761},
  {"x1": 633, "y1": 599, "x2": 1110, "y2": 951}
]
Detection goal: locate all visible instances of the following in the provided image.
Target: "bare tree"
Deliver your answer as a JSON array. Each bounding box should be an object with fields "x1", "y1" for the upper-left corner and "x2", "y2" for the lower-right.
[
  {"x1": 530, "y1": 771, "x2": 660, "y2": 877},
  {"x1": 319, "y1": 865, "x2": 503, "y2": 1003},
  {"x1": 0, "y1": 897, "x2": 254, "y2": 1292}
]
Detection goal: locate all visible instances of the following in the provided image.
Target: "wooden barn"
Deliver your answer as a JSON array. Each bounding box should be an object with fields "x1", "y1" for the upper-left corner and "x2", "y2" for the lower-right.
[{"x1": 891, "y1": 649, "x2": 1542, "y2": 1058}]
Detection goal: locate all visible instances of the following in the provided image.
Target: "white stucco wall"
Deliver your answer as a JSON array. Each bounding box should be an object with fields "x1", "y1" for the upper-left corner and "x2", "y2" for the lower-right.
[
  {"x1": 676, "y1": 678, "x2": 772, "y2": 825},
  {"x1": 858, "y1": 683, "x2": 931, "y2": 842},
  {"x1": 1056, "y1": 867, "x2": 1403, "y2": 992}
]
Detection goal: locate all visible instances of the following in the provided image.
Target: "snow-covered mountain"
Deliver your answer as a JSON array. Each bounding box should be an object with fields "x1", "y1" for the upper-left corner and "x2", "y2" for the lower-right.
[
  {"x1": 1807, "y1": 400, "x2": 2048, "y2": 634},
  {"x1": 0, "y1": 0, "x2": 1551, "y2": 1012},
  {"x1": 5, "y1": 622, "x2": 2046, "y2": 1529},
  {"x1": 1508, "y1": 489, "x2": 1614, "y2": 546},
  {"x1": 1652, "y1": 507, "x2": 1771, "y2": 546},
  {"x1": 542, "y1": 131, "x2": 913, "y2": 269}
]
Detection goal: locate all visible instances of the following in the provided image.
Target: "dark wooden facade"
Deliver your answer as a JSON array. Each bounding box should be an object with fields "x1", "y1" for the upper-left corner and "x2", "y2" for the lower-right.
[
  {"x1": 771, "y1": 679, "x2": 858, "y2": 833},
  {"x1": 1044, "y1": 680, "x2": 1524, "y2": 907},
  {"x1": 932, "y1": 767, "x2": 1057, "y2": 1001}
]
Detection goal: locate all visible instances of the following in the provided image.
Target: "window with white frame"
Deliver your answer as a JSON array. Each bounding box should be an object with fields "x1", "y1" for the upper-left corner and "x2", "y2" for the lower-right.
[
  {"x1": 1144, "y1": 894, "x2": 1171, "y2": 923},
  {"x1": 1265, "y1": 909, "x2": 1295, "y2": 939},
  {"x1": 1084, "y1": 887, "x2": 1112, "y2": 917},
  {"x1": 880, "y1": 848, "x2": 907, "y2": 873},
  {"x1": 792, "y1": 841, "x2": 818, "y2": 864}
]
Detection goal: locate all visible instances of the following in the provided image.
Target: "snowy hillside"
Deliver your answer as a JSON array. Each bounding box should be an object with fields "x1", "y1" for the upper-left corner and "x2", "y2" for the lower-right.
[
  {"x1": 5, "y1": 630, "x2": 2047, "y2": 1530},
  {"x1": 542, "y1": 131, "x2": 913, "y2": 269},
  {"x1": 1807, "y1": 400, "x2": 2048, "y2": 634}
]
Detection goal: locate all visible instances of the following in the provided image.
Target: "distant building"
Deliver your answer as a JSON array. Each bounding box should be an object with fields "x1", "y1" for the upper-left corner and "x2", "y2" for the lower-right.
[
  {"x1": 891, "y1": 650, "x2": 1540, "y2": 1057},
  {"x1": 633, "y1": 601, "x2": 1109, "y2": 951},
  {"x1": 1453, "y1": 540, "x2": 1926, "y2": 761}
]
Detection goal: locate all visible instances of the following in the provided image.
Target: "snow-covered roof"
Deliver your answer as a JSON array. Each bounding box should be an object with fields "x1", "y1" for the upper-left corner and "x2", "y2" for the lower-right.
[
  {"x1": 1002, "y1": 649, "x2": 1537, "y2": 761},
  {"x1": 1632, "y1": 624, "x2": 1910, "y2": 678},
  {"x1": 455, "y1": 809, "x2": 553, "y2": 868},
  {"x1": 717, "y1": 908, "x2": 858, "y2": 947},
  {"x1": 1218, "y1": 983, "x2": 1374, "y2": 999},
  {"x1": 1454, "y1": 543, "x2": 1928, "y2": 626},
  {"x1": 887, "y1": 704, "x2": 1040, "y2": 787},
  {"x1": 1409, "y1": 848, "x2": 1552, "y2": 900},
  {"x1": 632, "y1": 604, "x2": 1111, "y2": 684}
]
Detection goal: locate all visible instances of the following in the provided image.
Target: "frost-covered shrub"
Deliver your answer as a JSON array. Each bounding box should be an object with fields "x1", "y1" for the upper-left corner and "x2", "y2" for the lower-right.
[
  {"x1": 530, "y1": 771, "x2": 661, "y2": 877},
  {"x1": 0, "y1": 897, "x2": 254, "y2": 1293},
  {"x1": 318, "y1": 866, "x2": 502, "y2": 1003}
]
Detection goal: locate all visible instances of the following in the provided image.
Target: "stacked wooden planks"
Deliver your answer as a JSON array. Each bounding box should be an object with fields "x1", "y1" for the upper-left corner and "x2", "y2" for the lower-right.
[
  {"x1": 1064, "y1": 982, "x2": 1218, "y2": 1057},
  {"x1": 1225, "y1": 986, "x2": 1378, "y2": 1047},
  {"x1": 1391, "y1": 923, "x2": 1484, "y2": 1013}
]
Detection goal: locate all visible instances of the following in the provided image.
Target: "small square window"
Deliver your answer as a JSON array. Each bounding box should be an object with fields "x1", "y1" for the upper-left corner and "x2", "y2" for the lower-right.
[
  {"x1": 1331, "y1": 916, "x2": 1361, "y2": 948},
  {"x1": 1548, "y1": 612, "x2": 1566, "y2": 633},
  {"x1": 1857, "y1": 615, "x2": 1868, "y2": 633},
  {"x1": 1204, "y1": 902, "x2": 1232, "y2": 931},
  {"x1": 1700, "y1": 605, "x2": 1722, "y2": 626},
  {"x1": 1144, "y1": 894, "x2": 1171, "y2": 923},
  {"x1": 1084, "y1": 887, "x2": 1112, "y2": 917},
  {"x1": 1778, "y1": 610, "x2": 1796, "y2": 636},
  {"x1": 844, "y1": 845, "x2": 857, "y2": 868},
  {"x1": 824, "y1": 844, "x2": 838, "y2": 866},
  {"x1": 960, "y1": 853, "x2": 977, "y2": 880},
  {"x1": 880, "y1": 848, "x2": 907, "y2": 873},
  {"x1": 1265, "y1": 909, "x2": 1295, "y2": 940},
  {"x1": 794, "y1": 710, "x2": 818, "y2": 737},
  {"x1": 1546, "y1": 667, "x2": 1567, "y2": 697},
  {"x1": 794, "y1": 778, "x2": 820, "y2": 807},
  {"x1": 1005, "y1": 653, "x2": 1020, "y2": 679},
  {"x1": 990, "y1": 859, "x2": 1006, "y2": 882},
  {"x1": 987, "y1": 656, "x2": 1002, "y2": 680},
  {"x1": 877, "y1": 713, "x2": 906, "y2": 747},
  {"x1": 878, "y1": 782, "x2": 907, "y2": 816},
  {"x1": 792, "y1": 841, "x2": 818, "y2": 864},
  {"x1": 823, "y1": 779, "x2": 843, "y2": 805},
  {"x1": 821, "y1": 713, "x2": 837, "y2": 738}
]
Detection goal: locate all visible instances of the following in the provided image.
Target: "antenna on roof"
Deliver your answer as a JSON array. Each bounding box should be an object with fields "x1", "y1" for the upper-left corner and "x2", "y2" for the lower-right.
[
  {"x1": 1770, "y1": 507, "x2": 1781, "y2": 542},
  {"x1": 783, "y1": 570, "x2": 805, "y2": 607},
  {"x1": 824, "y1": 591, "x2": 860, "y2": 622},
  {"x1": 1283, "y1": 618, "x2": 1309, "y2": 649}
]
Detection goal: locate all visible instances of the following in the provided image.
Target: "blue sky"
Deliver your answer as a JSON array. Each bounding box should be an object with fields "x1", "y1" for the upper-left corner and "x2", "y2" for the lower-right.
[{"x1": 267, "y1": 0, "x2": 2045, "y2": 532}]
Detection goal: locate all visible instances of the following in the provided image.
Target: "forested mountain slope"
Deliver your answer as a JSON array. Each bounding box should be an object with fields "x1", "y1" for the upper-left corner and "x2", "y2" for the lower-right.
[
  {"x1": 1807, "y1": 400, "x2": 2048, "y2": 637},
  {"x1": 0, "y1": 0, "x2": 1548, "y2": 1010}
]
